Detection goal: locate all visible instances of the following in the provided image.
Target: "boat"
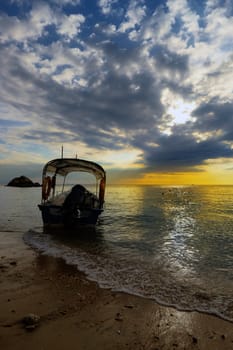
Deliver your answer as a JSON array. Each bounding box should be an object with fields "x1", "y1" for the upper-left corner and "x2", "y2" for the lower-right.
[{"x1": 38, "y1": 157, "x2": 106, "y2": 227}]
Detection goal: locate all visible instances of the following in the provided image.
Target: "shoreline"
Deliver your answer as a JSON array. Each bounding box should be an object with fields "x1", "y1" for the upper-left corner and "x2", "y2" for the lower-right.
[{"x1": 1, "y1": 231, "x2": 233, "y2": 350}]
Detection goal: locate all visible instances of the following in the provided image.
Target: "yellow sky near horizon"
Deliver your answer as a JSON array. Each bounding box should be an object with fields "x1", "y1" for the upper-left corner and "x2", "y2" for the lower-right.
[{"x1": 110, "y1": 162, "x2": 233, "y2": 186}]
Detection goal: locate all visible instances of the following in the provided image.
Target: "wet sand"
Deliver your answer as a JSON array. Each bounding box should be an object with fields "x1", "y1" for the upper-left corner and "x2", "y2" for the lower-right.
[{"x1": 1, "y1": 231, "x2": 233, "y2": 350}]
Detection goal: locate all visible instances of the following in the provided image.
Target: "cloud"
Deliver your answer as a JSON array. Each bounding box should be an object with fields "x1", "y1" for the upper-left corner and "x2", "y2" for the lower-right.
[
  {"x1": 51, "y1": 0, "x2": 81, "y2": 5},
  {"x1": 118, "y1": 0, "x2": 146, "y2": 34},
  {"x1": 56, "y1": 13, "x2": 85, "y2": 39},
  {"x1": 0, "y1": 35, "x2": 164, "y2": 148},
  {"x1": 143, "y1": 131, "x2": 233, "y2": 172},
  {"x1": 152, "y1": 45, "x2": 189, "y2": 75},
  {"x1": 98, "y1": 0, "x2": 117, "y2": 15},
  {"x1": 193, "y1": 100, "x2": 233, "y2": 138},
  {"x1": 0, "y1": 3, "x2": 53, "y2": 42},
  {"x1": 0, "y1": 0, "x2": 233, "y2": 183},
  {"x1": 0, "y1": 2, "x2": 85, "y2": 44}
]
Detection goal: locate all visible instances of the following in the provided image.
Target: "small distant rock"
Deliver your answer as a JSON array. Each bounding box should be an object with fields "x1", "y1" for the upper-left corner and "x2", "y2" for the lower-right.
[
  {"x1": 7, "y1": 176, "x2": 41, "y2": 188},
  {"x1": 22, "y1": 313, "x2": 40, "y2": 330},
  {"x1": 192, "y1": 336, "x2": 198, "y2": 344},
  {"x1": 0, "y1": 264, "x2": 7, "y2": 270},
  {"x1": 115, "y1": 312, "x2": 123, "y2": 321}
]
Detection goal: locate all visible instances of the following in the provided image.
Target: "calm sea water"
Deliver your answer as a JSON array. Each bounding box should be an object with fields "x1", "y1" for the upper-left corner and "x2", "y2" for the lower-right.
[{"x1": 1, "y1": 184, "x2": 233, "y2": 321}]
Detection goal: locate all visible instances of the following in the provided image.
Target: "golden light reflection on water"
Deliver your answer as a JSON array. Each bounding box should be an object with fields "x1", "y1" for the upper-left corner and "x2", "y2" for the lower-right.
[
  {"x1": 17, "y1": 184, "x2": 233, "y2": 322},
  {"x1": 106, "y1": 184, "x2": 144, "y2": 217},
  {"x1": 108, "y1": 185, "x2": 233, "y2": 287}
]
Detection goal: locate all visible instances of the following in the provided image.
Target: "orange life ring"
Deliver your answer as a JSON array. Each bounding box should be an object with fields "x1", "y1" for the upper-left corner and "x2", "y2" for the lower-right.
[{"x1": 42, "y1": 176, "x2": 52, "y2": 200}]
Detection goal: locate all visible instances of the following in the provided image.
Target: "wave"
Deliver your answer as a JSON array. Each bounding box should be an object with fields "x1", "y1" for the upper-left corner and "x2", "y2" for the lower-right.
[{"x1": 24, "y1": 228, "x2": 233, "y2": 323}]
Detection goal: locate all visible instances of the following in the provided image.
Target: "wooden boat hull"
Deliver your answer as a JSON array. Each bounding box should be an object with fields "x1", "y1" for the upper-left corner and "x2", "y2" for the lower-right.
[{"x1": 38, "y1": 204, "x2": 103, "y2": 226}]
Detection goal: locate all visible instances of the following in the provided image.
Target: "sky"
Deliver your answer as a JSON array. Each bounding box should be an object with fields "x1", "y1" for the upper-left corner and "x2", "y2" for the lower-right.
[{"x1": 0, "y1": 0, "x2": 233, "y2": 185}]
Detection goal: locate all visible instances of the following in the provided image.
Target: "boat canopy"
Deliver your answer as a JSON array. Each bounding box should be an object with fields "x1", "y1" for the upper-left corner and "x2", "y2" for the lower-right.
[{"x1": 42, "y1": 158, "x2": 106, "y2": 181}]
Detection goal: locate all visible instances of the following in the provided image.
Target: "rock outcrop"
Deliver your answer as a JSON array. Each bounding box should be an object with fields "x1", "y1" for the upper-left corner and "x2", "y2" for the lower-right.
[{"x1": 7, "y1": 176, "x2": 41, "y2": 187}]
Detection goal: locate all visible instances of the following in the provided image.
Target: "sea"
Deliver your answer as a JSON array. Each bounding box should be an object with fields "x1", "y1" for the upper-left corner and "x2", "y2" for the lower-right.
[{"x1": 1, "y1": 184, "x2": 233, "y2": 322}]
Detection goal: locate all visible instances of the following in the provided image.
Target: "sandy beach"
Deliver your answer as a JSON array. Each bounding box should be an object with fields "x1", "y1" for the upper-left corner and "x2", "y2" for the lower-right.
[{"x1": 1, "y1": 231, "x2": 233, "y2": 350}]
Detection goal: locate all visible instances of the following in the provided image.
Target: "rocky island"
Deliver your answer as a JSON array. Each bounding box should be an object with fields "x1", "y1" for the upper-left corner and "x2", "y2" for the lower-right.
[{"x1": 7, "y1": 175, "x2": 41, "y2": 187}]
